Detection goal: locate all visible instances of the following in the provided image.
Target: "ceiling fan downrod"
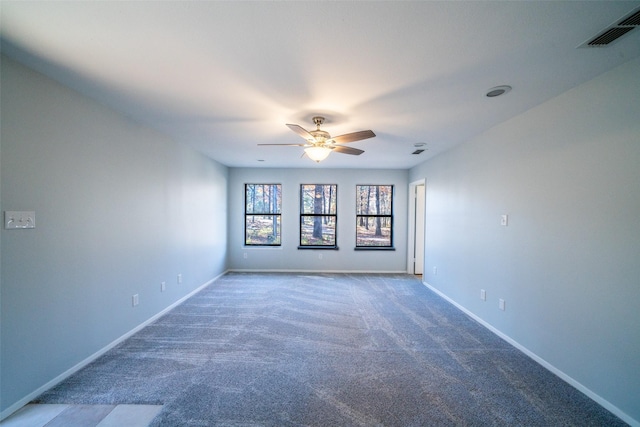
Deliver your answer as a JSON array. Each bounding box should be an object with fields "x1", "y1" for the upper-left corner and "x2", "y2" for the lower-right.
[{"x1": 312, "y1": 116, "x2": 325, "y2": 129}]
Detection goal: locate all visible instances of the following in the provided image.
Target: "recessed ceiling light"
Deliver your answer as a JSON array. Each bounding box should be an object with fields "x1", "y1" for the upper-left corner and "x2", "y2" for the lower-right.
[
  {"x1": 414, "y1": 142, "x2": 426, "y2": 147},
  {"x1": 486, "y1": 85, "x2": 512, "y2": 98}
]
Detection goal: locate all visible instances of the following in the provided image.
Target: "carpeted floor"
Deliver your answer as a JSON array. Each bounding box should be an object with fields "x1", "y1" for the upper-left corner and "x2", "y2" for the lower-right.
[{"x1": 34, "y1": 273, "x2": 625, "y2": 426}]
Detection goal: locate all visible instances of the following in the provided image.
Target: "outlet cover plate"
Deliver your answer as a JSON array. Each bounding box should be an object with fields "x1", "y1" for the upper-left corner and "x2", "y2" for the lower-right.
[{"x1": 5, "y1": 211, "x2": 35, "y2": 229}]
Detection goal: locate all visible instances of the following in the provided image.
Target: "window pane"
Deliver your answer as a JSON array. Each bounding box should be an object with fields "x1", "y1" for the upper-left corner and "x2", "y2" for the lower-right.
[
  {"x1": 245, "y1": 215, "x2": 281, "y2": 245},
  {"x1": 356, "y1": 185, "x2": 392, "y2": 215},
  {"x1": 300, "y1": 215, "x2": 336, "y2": 246},
  {"x1": 356, "y1": 216, "x2": 391, "y2": 247},
  {"x1": 301, "y1": 184, "x2": 336, "y2": 214},
  {"x1": 246, "y1": 184, "x2": 281, "y2": 214}
]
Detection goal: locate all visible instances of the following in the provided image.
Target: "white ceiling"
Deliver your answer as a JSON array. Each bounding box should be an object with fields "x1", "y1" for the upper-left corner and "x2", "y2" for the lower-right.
[{"x1": 2, "y1": 1, "x2": 640, "y2": 169}]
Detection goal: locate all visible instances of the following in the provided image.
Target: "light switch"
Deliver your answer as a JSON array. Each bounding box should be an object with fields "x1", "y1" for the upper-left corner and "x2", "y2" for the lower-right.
[
  {"x1": 500, "y1": 214, "x2": 508, "y2": 226},
  {"x1": 5, "y1": 211, "x2": 36, "y2": 229}
]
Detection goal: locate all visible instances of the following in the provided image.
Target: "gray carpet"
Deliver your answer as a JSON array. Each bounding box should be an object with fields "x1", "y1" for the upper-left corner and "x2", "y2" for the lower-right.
[{"x1": 34, "y1": 273, "x2": 625, "y2": 426}]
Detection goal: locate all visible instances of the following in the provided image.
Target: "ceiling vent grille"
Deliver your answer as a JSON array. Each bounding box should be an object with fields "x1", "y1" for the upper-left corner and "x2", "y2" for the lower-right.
[
  {"x1": 619, "y1": 9, "x2": 640, "y2": 26},
  {"x1": 587, "y1": 27, "x2": 634, "y2": 46},
  {"x1": 412, "y1": 149, "x2": 425, "y2": 155},
  {"x1": 580, "y1": 7, "x2": 640, "y2": 47}
]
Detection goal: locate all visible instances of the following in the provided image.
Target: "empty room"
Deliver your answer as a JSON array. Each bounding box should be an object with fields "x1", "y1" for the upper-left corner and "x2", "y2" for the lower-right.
[{"x1": 1, "y1": 1, "x2": 639, "y2": 426}]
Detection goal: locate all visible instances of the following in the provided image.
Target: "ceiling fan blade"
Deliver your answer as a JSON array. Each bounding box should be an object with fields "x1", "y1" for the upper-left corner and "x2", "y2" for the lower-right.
[
  {"x1": 329, "y1": 130, "x2": 375, "y2": 144},
  {"x1": 286, "y1": 124, "x2": 316, "y2": 142},
  {"x1": 258, "y1": 143, "x2": 308, "y2": 147},
  {"x1": 331, "y1": 145, "x2": 364, "y2": 155}
]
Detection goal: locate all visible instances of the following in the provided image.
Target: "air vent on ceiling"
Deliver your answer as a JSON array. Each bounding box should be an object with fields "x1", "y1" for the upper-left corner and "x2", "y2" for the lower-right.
[
  {"x1": 587, "y1": 27, "x2": 635, "y2": 46},
  {"x1": 412, "y1": 149, "x2": 425, "y2": 155},
  {"x1": 619, "y1": 9, "x2": 640, "y2": 26},
  {"x1": 580, "y1": 7, "x2": 640, "y2": 47}
]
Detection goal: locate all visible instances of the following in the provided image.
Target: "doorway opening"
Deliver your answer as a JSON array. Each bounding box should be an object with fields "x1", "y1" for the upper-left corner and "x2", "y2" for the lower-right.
[{"x1": 407, "y1": 180, "x2": 425, "y2": 276}]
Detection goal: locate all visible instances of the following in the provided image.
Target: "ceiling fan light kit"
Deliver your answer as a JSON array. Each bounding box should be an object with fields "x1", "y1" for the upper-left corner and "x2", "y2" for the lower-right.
[
  {"x1": 304, "y1": 146, "x2": 332, "y2": 163},
  {"x1": 258, "y1": 116, "x2": 376, "y2": 163}
]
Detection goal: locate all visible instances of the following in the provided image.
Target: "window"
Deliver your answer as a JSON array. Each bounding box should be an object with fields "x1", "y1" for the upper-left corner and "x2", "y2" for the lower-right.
[
  {"x1": 356, "y1": 185, "x2": 394, "y2": 248},
  {"x1": 299, "y1": 184, "x2": 337, "y2": 248},
  {"x1": 245, "y1": 184, "x2": 281, "y2": 246}
]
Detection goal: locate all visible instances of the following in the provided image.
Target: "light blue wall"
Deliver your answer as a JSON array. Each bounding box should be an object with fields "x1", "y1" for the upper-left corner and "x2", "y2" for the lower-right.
[
  {"x1": 409, "y1": 57, "x2": 640, "y2": 424},
  {"x1": 228, "y1": 168, "x2": 408, "y2": 272},
  {"x1": 0, "y1": 56, "x2": 229, "y2": 416}
]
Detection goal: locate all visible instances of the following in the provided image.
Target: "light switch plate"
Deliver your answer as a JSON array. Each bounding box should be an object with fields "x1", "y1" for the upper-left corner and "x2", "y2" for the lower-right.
[{"x1": 5, "y1": 211, "x2": 36, "y2": 229}]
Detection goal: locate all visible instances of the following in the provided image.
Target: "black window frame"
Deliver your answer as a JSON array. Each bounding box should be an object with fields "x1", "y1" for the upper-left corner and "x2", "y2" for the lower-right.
[
  {"x1": 298, "y1": 184, "x2": 338, "y2": 249},
  {"x1": 355, "y1": 184, "x2": 395, "y2": 250},
  {"x1": 244, "y1": 183, "x2": 282, "y2": 247}
]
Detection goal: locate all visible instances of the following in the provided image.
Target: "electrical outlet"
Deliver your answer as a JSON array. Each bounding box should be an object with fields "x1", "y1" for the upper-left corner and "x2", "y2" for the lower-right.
[
  {"x1": 480, "y1": 289, "x2": 486, "y2": 301},
  {"x1": 499, "y1": 298, "x2": 506, "y2": 311},
  {"x1": 4, "y1": 211, "x2": 35, "y2": 229},
  {"x1": 161, "y1": 282, "x2": 166, "y2": 292},
  {"x1": 243, "y1": 252, "x2": 248, "y2": 259},
  {"x1": 433, "y1": 266, "x2": 437, "y2": 275},
  {"x1": 318, "y1": 253, "x2": 323, "y2": 260},
  {"x1": 177, "y1": 274, "x2": 182, "y2": 284},
  {"x1": 132, "y1": 294, "x2": 139, "y2": 307}
]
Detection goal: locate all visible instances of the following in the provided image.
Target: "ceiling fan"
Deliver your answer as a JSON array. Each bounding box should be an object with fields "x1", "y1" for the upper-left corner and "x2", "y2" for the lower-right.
[{"x1": 259, "y1": 116, "x2": 376, "y2": 162}]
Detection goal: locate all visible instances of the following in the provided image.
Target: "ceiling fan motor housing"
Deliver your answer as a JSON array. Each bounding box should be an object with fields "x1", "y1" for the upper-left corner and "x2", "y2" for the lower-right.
[{"x1": 310, "y1": 129, "x2": 330, "y2": 143}]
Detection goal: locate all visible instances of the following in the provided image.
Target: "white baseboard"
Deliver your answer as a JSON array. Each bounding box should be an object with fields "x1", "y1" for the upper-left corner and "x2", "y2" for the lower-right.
[
  {"x1": 0, "y1": 271, "x2": 227, "y2": 422},
  {"x1": 228, "y1": 269, "x2": 408, "y2": 274},
  {"x1": 421, "y1": 280, "x2": 638, "y2": 427}
]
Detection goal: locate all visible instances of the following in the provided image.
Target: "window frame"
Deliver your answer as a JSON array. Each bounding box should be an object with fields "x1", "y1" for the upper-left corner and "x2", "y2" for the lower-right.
[
  {"x1": 355, "y1": 184, "x2": 395, "y2": 250},
  {"x1": 298, "y1": 184, "x2": 338, "y2": 249},
  {"x1": 244, "y1": 183, "x2": 282, "y2": 247}
]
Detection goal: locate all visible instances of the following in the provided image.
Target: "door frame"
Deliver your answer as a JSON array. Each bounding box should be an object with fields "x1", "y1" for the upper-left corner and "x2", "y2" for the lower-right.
[{"x1": 407, "y1": 179, "x2": 426, "y2": 274}]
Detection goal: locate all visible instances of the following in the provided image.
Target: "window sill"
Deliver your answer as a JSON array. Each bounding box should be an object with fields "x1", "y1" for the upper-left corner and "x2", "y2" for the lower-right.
[
  {"x1": 298, "y1": 246, "x2": 339, "y2": 250},
  {"x1": 354, "y1": 247, "x2": 395, "y2": 251}
]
